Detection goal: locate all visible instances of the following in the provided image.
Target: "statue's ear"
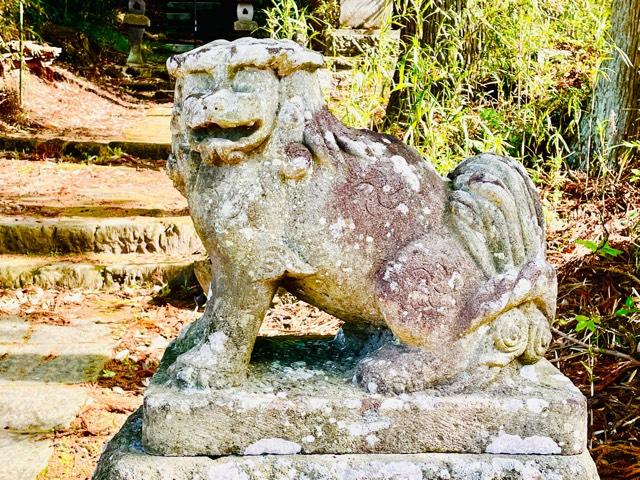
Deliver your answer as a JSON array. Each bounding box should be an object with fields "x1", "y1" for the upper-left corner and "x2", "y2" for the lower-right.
[{"x1": 281, "y1": 143, "x2": 313, "y2": 181}]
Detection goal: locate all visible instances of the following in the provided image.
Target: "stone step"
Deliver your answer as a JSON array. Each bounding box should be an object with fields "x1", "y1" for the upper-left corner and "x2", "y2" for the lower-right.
[
  {"x1": 0, "y1": 253, "x2": 202, "y2": 289},
  {"x1": 0, "y1": 312, "x2": 116, "y2": 384},
  {"x1": 0, "y1": 432, "x2": 52, "y2": 480},
  {"x1": 0, "y1": 215, "x2": 203, "y2": 256},
  {"x1": 0, "y1": 158, "x2": 185, "y2": 218},
  {"x1": 0, "y1": 289, "x2": 198, "y2": 479},
  {"x1": 0, "y1": 381, "x2": 88, "y2": 433},
  {"x1": 0, "y1": 291, "x2": 146, "y2": 385},
  {"x1": 0, "y1": 135, "x2": 171, "y2": 161}
]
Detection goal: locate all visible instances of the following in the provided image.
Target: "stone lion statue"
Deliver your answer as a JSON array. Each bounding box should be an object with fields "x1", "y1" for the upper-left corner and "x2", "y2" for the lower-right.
[{"x1": 160, "y1": 38, "x2": 556, "y2": 393}]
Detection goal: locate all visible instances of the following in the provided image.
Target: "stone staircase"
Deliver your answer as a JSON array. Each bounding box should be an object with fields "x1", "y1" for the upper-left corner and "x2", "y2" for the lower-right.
[
  {"x1": 0, "y1": 158, "x2": 204, "y2": 291},
  {"x1": 0, "y1": 154, "x2": 203, "y2": 480}
]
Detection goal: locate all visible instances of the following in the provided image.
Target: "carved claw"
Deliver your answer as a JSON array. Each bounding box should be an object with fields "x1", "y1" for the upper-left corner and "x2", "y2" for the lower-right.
[{"x1": 354, "y1": 344, "x2": 467, "y2": 394}]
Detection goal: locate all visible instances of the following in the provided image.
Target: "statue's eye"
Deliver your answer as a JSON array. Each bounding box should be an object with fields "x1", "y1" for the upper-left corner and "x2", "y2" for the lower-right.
[
  {"x1": 183, "y1": 74, "x2": 219, "y2": 99},
  {"x1": 231, "y1": 69, "x2": 261, "y2": 93}
]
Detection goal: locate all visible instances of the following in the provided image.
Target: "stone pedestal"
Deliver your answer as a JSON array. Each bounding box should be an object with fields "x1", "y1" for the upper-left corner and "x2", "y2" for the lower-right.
[
  {"x1": 95, "y1": 413, "x2": 599, "y2": 480},
  {"x1": 325, "y1": 0, "x2": 396, "y2": 56},
  {"x1": 327, "y1": 28, "x2": 400, "y2": 56},
  {"x1": 95, "y1": 337, "x2": 599, "y2": 479}
]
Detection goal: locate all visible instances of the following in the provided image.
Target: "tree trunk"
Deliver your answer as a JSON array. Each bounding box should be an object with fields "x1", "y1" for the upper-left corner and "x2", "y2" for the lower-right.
[
  {"x1": 579, "y1": 0, "x2": 640, "y2": 169},
  {"x1": 384, "y1": 0, "x2": 468, "y2": 129}
]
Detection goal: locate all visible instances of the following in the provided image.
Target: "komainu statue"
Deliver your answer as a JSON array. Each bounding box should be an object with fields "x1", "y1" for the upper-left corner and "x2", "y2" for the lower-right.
[{"x1": 161, "y1": 38, "x2": 556, "y2": 393}]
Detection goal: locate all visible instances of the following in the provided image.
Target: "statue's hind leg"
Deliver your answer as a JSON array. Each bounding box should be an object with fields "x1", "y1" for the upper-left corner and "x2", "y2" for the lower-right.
[
  {"x1": 352, "y1": 239, "x2": 483, "y2": 393},
  {"x1": 354, "y1": 239, "x2": 554, "y2": 394},
  {"x1": 354, "y1": 301, "x2": 552, "y2": 394}
]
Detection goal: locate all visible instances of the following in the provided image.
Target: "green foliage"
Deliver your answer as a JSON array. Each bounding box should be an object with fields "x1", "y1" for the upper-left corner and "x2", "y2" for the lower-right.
[
  {"x1": 0, "y1": 0, "x2": 121, "y2": 51},
  {"x1": 312, "y1": 0, "x2": 339, "y2": 28},
  {"x1": 38, "y1": 0, "x2": 119, "y2": 29},
  {"x1": 331, "y1": 23, "x2": 400, "y2": 130},
  {"x1": 337, "y1": 0, "x2": 612, "y2": 175},
  {"x1": 101, "y1": 369, "x2": 116, "y2": 379},
  {"x1": 575, "y1": 238, "x2": 624, "y2": 258},
  {"x1": 615, "y1": 296, "x2": 639, "y2": 318},
  {"x1": 0, "y1": 0, "x2": 46, "y2": 42},
  {"x1": 85, "y1": 24, "x2": 128, "y2": 53},
  {"x1": 575, "y1": 314, "x2": 600, "y2": 333},
  {"x1": 262, "y1": 0, "x2": 315, "y2": 46}
]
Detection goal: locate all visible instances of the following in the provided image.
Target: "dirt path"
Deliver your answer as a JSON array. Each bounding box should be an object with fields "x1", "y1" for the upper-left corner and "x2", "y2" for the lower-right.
[{"x1": 1, "y1": 69, "x2": 170, "y2": 144}]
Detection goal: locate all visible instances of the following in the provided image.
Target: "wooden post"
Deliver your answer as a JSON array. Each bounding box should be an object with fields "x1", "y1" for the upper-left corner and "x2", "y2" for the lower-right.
[{"x1": 18, "y1": 0, "x2": 24, "y2": 107}]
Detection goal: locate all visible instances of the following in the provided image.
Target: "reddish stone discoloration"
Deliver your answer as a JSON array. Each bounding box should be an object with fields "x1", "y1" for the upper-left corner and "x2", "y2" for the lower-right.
[
  {"x1": 374, "y1": 240, "x2": 483, "y2": 346},
  {"x1": 305, "y1": 109, "x2": 446, "y2": 250}
]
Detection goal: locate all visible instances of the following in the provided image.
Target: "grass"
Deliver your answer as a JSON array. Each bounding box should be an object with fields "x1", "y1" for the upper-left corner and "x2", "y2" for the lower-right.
[
  {"x1": 262, "y1": 0, "x2": 615, "y2": 177},
  {"x1": 261, "y1": 0, "x2": 316, "y2": 45},
  {"x1": 358, "y1": 0, "x2": 611, "y2": 176}
]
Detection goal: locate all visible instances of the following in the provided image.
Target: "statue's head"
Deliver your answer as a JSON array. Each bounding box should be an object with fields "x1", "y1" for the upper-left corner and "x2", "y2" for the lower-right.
[{"x1": 167, "y1": 38, "x2": 325, "y2": 166}]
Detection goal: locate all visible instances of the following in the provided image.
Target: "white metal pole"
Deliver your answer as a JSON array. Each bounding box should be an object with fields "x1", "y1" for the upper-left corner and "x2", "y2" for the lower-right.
[{"x1": 18, "y1": 0, "x2": 24, "y2": 107}]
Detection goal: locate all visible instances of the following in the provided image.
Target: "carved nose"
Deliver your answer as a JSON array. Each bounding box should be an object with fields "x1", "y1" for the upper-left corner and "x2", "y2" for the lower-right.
[{"x1": 185, "y1": 90, "x2": 261, "y2": 130}]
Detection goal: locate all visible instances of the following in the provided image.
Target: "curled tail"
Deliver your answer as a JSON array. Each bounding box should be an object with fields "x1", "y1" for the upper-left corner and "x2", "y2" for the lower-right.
[
  {"x1": 449, "y1": 154, "x2": 556, "y2": 364},
  {"x1": 449, "y1": 153, "x2": 545, "y2": 278}
]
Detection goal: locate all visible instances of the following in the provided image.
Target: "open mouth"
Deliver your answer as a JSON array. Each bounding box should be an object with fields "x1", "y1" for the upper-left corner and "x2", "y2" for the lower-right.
[{"x1": 189, "y1": 120, "x2": 262, "y2": 144}]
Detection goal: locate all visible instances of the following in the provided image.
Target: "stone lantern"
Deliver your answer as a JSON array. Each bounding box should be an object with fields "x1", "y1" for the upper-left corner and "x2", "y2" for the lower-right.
[
  {"x1": 123, "y1": 0, "x2": 150, "y2": 65},
  {"x1": 234, "y1": 1, "x2": 257, "y2": 34},
  {"x1": 326, "y1": 0, "x2": 396, "y2": 56}
]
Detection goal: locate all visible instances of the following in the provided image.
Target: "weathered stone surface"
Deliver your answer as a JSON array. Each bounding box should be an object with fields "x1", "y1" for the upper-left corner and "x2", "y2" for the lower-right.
[
  {"x1": 159, "y1": 37, "x2": 556, "y2": 395},
  {"x1": 94, "y1": 36, "x2": 601, "y2": 480},
  {"x1": 339, "y1": 0, "x2": 392, "y2": 29},
  {"x1": 0, "y1": 135, "x2": 171, "y2": 159},
  {"x1": 0, "y1": 315, "x2": 29, "y2": 344},
  {"x1": 326, "y1": 28, "x2": 385, "y2": 56},
  {"x1": 0, "y1": 253, "x2": 202, "y2": 289},
  {"x1": 0, "y1": 351, "x2": 109, "y2": 384},
  {"x1": 0, "y1": 432, "x2": 52, "y2": 480},
  {"x1": 0, "y1": 159, "x2": 186, "y2": 218},
  {"x1": 95, "y1": 410, "x2": 600, "y2": 480},
  {"x1": 0, "y1": 312, "x2": 118, "y2": 383},
  {"x1": 143, "y1": 339, "x2": 586, "y2": 457},
  {"x1": 0, "y1": 216, "x2": 203, "y2": 255},
  {"x1": 192, "y1": 258, "x2": 211, "y2": 292},
  {"x1": 0, "y1": 380, "x2": 87, "y2": 432}
]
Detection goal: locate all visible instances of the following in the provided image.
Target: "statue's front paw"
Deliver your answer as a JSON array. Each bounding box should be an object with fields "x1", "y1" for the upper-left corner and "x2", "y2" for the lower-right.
[
  {"x1": 166, "y1": 333, "x2": 246, "y2": 390},
  {"x1": 169, "y1": 360, "x2": 241, "y2": 390}
]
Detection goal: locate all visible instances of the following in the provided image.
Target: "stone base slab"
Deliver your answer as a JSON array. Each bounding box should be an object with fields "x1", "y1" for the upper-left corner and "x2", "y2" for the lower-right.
[
  {"x1": 0, "y1": 381, "x2": 88, "y2": 432},
  {"x1": 143, "y1": 339, "x2": 587, "y2": 457},
  {"x1": 94, "y1": 411, "x2": 600, "y2": 480}
]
